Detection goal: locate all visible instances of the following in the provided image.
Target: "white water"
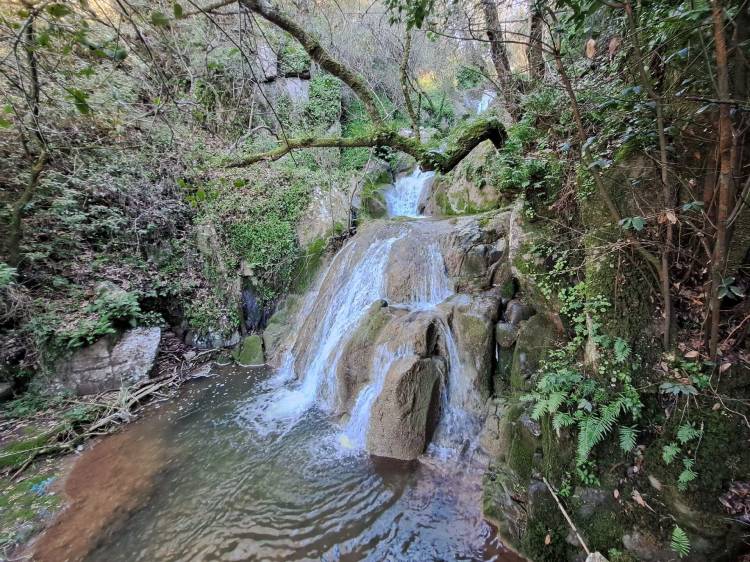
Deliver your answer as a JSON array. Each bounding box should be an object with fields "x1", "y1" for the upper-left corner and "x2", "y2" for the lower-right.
[
  {"x1": 241, "y1": 235, "x2": 400, "y2": 436},
  {"x1": 242, "y1": 166, "x2": 484, "y2": 459},
  {"x1": 476, "y1": 90, "x2": 496, "y2": 114},
  {"x1": 384, "y1": 168, "x2": 435, "y2": 217}
]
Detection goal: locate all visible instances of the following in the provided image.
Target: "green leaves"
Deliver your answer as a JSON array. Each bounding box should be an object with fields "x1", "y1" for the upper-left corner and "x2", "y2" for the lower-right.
[
  {"x1": 173, "y1": 3, "x2": 184, "y2": 19},
  {"x1": 47, "y1": 4, "x2": 72, "y2": 18},
  {"x1": 676, "y1": 422, "x2": 701, "y2": 444},
  {"x1": 619, "y1": 216, "x2": 646, "y2": 232},
  {"x1": 670, "y1": 526, "x2": 690, "y2": 558},
  {"x1": 150, "y1": 11, "x2": 170, "y2": 27},
  {"x1": 65, "y1": 88, "x2": 91, "y2": 114},
  {"x1": 678, "y1": 458, "x2": 697, "y2": 490},
  {"x1": 718, "y1": 276, "x2": 744, "y2": 300}
]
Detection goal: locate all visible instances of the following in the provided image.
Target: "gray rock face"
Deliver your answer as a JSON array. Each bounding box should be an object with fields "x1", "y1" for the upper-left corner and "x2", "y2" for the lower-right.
[
  {"x1": 366, "y1": 354, "x2": 445, "y2": 460},
  {"x1": 295, "y1": 183, "x2": 350, "y2": 248},
  {"x1": 54, "y1": 327, "x2": 161, "y2": 395},
  {"x1": 257, "y1": 42, "x2": 278, "y2": 81}
]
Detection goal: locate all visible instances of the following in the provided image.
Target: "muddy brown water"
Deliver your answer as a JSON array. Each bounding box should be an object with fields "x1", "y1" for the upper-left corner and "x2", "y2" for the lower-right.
[{"x1": 31, "y1": 365, "x2": 523, "y2": 562}]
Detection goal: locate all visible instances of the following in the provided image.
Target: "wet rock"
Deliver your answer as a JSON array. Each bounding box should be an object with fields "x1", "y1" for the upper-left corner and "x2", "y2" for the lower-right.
[
  {"x1": 334, "y1": 300, "x2": 398, "y2": 413},
  {"x1": 262, "y1": 295, "x2": 302, "y2": 362},
  {"x1": 438, "y1": 293, "x2": 499, "y2": 412},
  {"x1": 421, "y1": 141, "x2": 502, "y2": 215},
  {"x1": 504, "y1": 299, "x2": 534, "y2": 326},
  {"x1": 232, "y1": 335, "x2": 265, "y2": 366},
  {"x1": 495, "y1": 322, "x2": 518, "y2": 349},
  {"x1": 54, "y1": 327, "x2": 161, "y2": 395},
  {"x1": 510, "y1": 313, "x2": 560, "y2": 391},
  {"x1": 0, "y1": 382, "x2": 12, "y2": 402},
  {"x1": 241, "y1": 288, "x2": 272, "y2": 332},
  {"x1": 185, "y1": 330, "x2": 240, "y2": 350},
  {"x1": 366, "y1": 354, "x2": 445, "y2": 460}
]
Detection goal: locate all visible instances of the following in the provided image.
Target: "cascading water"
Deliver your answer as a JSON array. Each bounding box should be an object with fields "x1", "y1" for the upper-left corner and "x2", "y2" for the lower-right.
[
  {"x1": 45, "y1": 172, "x2": 521, "y2": 561},
  {"x1": 476, "y1": 89, "x2": 496, "y2": 114},
  {"x1": 384, "y1": 168, "x2": 435, "y2": 217},
  {"x1": 239, "y1": 234, "x2": 401, "y2": 435}
]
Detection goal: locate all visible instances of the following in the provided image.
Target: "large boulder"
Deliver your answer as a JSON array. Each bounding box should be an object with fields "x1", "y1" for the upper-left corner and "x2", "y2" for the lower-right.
[
  {"x1": 366, "y1": 354, "x2": 445, "y2": 460},
  {"x1": 334, "y1": 300, "x2": 400, "y2": 414},
  {"x1": 233, "y1": 335, "x2": 265, "y2": 366},
  {"x1": 295, "y1": 183, "x2": 350, "y2": 248},
  {"x1": 438, "y1": 292, "x2": 500, "y2": 412},
  {"x1": 54, "y1": 327, "x2": 161, "y2": 395},
  {"x1": 422, "y1": 141, "x2": 502, "y2": 216}
]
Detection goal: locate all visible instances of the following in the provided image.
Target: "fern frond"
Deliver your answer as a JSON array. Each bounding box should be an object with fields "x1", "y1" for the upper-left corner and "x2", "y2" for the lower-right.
[
  {"x1": 670, "y1": 526, "x2": 690, "y2": 558},
  {"x1": 662, "y1": 442, "x2": 680, "y2": 464},
  {"x1": 618, "y1": 426, "x2": 637, "y2": 452},
  {"x1": 677, "y1": 422, "x2": 701, "y2": 444}
]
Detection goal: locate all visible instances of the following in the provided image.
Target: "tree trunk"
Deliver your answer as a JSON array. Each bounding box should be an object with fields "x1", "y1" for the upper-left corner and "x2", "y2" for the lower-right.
[
  {"x1": 708, "y1": 0, "x2": 734, "y2": 358},
  {"x1": 528, "y1": 6, "x2": 545, "y2": 80},
  {"x1": 400, "y1": 30, "x2": 420, "y2": 142},
  {"x1": 228, "y1": 116, "x2": 506, "y2": 173},
  {"x1": 625, "y1": 1, "x2": 673, "y2": 347},
  {"x1": 480, "y1": 0, "x2": 518, "y2": 117}
]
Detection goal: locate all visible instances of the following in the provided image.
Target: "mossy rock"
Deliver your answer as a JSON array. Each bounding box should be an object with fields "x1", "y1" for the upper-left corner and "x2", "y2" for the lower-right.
[
  {"x1": 232, "y1": 335, "x2": 265, "y2": 366},
  {"x1": 510, "y1": 313, "x2": 560, "y2": 392},
  {"x1": 262, "y1": 294, "x2": 302, "y2": 356}
]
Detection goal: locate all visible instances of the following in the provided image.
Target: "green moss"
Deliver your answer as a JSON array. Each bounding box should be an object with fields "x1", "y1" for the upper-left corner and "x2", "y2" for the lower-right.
[
  {"x1": 232, "y1": 335, "x2": 264, "y2": 366},
  {"x1": 290, "y1": 237, "x2": 327, "y2": 293},
  {"x1": 0, "y1": 472, "x2": 61, "y2": 553},
  {"x1": 304, "y1": 74, "x2": 342, "y2": 131},
  {"x1": 580, "y1": 510, "x2": 623, "y2": 553},
  {"x1": 520, "y1": 519, "x2": 569, "y2": 562}
]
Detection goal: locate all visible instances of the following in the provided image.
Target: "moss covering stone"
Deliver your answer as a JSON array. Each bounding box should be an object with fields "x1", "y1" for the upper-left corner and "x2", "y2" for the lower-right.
[{"x1": 232, "y1": 335, "x2": 265, "y2": 366}]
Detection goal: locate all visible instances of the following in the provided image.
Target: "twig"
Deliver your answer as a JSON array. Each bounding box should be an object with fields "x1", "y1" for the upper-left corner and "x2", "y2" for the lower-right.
[{"x1": 542, "y1": 477, "x2": 591, "y2": 556}]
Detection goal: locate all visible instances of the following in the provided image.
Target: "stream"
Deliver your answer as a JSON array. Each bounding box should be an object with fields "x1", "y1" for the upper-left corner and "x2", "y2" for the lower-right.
[{"x1": 33, "y1": 170, "x2": 524, "y2": 561}]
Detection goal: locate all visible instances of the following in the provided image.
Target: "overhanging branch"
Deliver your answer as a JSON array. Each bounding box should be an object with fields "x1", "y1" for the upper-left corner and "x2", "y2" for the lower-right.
[{"x1": 227, "y1": 117, "x2": 507, "y2": 174}]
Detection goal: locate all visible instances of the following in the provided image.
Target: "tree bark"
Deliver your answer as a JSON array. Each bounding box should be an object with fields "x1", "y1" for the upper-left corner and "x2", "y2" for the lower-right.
[
  {"x1": 6, "y1": 13, "x2": 47, "y2": 267},
  {"x1": 400, "y1": 30, "x2": 420, "y2": 142},
  {"x1": 709, "y1": 0, "x2": 734, "y2": 358},
  {"x1": 480, "y1": 0, "x2": 518, "y2": 117},
  {"x1": 240, "y1": 0, "x2": 383, "y2": 125},
  {"x1": 528, "y1": 5, "x2": 545, "y2": 80}
]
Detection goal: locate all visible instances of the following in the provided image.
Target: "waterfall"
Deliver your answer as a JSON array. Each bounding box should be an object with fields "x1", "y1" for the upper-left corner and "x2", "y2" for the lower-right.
[
  {"x1": 476, "y1": 90, "x2": 496, "y2": 114},
  {"x1": 384, "y1": 168, "x2": 435, "y2": 217},
  {"x1": 240, "y1": 234, "x2": 400, "y2": 435},
  {"x1": 390, "y1": 242, "x2": 453, "y2": 308},
  {"x1": 429, "y1": 318, "x2": 483, "y2": 459}
]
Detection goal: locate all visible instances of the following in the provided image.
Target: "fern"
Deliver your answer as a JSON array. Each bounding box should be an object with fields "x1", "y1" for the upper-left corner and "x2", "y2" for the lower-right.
[
  {"x1": 677, "y1": 422, "x2": 701, "y2": 444},
  {"x1": 662, "y1": 442, "x2": 680, "y2": 464},
  {"x1": 670, "y1": 526, "x2": 690, "y2": 558},
  {"x1": 552, "y1": 412, "x2": 575, "y2": 433},
  {"x1": 678, "y1": 458, "x2": 697, "y2": 491},
  {"x1": 618, "y1": 426, "x2": 637, "y2": 452}
]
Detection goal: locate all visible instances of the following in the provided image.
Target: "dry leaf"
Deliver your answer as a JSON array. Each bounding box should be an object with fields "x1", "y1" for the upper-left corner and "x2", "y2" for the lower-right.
[
  {"x1": 720, "y1": 362, "x2": 732, "y2": 373},
  {"x1": 544, "y1": 533, "x2": 552, "y2": 545},
  {"x1": 713, "y1": 402, "x2": 721, "y2": 411},
  {"x1": 632, "y1": 489, "x2": 655, "y2": 512},
  {"x1": 614, "y1": 489, "x2": 620, "y2": 499},
  {"x1": 665, "y1": 210, "x2": 677, "y2": 224},
  {"x1": 684, "y1": 350, "x2": 700, "y2": 359}
]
